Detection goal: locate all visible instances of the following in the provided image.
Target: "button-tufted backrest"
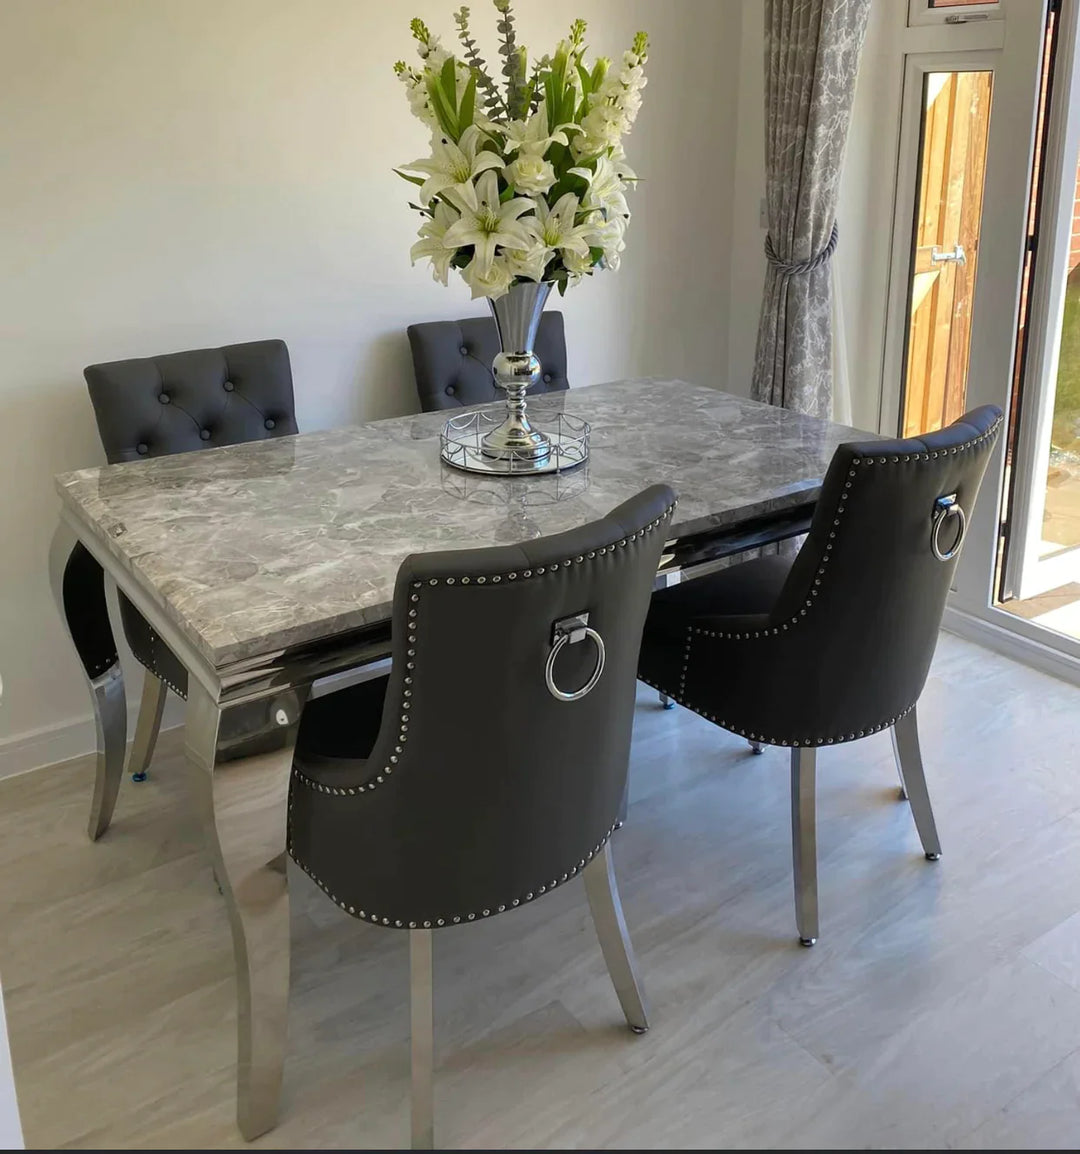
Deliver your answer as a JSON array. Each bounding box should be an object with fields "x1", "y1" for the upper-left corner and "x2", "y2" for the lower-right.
[
  {"x1": 408, "y1": 312, "x2": 569, "y2": 412},
  {"x1": 84, "y1": 339, "x2": 299, "y2": 463}
]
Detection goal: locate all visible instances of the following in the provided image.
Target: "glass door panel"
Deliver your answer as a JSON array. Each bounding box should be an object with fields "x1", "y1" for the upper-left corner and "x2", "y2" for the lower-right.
[
  {"x1": 999, "y1": 0, "x2": 1080, "y2": 617},
  {"x1": 901, "y1": 70, "x2": 994, "y2": 438}
]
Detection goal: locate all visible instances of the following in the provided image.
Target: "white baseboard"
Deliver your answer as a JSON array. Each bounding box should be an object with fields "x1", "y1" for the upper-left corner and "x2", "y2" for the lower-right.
[
  {"x1": 942, "y1": 603, "x2": 1080, "y2": 688},
  {"x1": 0, "y1": 698, "x2": 184, "y2": 781}
]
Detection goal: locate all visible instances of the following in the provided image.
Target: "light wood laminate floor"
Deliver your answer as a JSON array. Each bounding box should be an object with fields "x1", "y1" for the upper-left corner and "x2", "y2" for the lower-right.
[{"x1": 3, "y1": 633, "x2": 1080, "y2": 1149}]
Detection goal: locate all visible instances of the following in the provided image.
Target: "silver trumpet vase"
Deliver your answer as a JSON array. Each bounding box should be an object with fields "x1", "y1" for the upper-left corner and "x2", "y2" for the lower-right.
[{"x1": 482, "y1": 280, "x2": 553, "y2": 463}]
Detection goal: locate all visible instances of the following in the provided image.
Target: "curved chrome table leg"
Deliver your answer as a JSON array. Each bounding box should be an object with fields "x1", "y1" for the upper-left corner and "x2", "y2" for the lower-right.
[
  {"x1": 892, "y1": 707, "x2": 942, "y2": 860},
  {"x1": 49, "y1": 523, "x2": 128, "y2": 841},
  {"x1": 185, "y1": 678, "x2": 310, "y2": 1140},
  {"x1": 791, "y1": 747, "x2": 818, "y2": 946},
  {"x1": 128, "y1": 672, "x2": 167, "y2": 782},
  {"x1": 583, "y1": 842, "x2": 649, "y2": 1033}
]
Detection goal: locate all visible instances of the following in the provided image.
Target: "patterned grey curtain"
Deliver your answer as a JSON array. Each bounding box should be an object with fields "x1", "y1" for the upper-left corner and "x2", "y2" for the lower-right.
[{"x1": 751, "y1": 0, "x2": 871, "y2": 419}]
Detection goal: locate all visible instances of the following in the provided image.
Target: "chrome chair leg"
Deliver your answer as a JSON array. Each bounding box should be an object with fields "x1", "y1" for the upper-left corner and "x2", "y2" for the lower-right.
[
  {"x1": 890, "y1": 725, "x2": 908, "y2": 800},
  {"x1": 748, "y1": 740, "x2": 765, "y2": 755},
  {"x1": 410, "y1": 929, "x2": 434, "y2": 1150},
  {"x1": 891, "y1": 708, "x2": 942, "y2": 860},
  {"x1": 129, "y1": 672, "x2": 167, "y2": 782},
  {"x1": 659, "y1": 692, "x2": 675, "y2": 710},
  {"x1": 583, "y1": 842, "x2": 649, "y2": 1033},
  {"x1": 791, "y1": 747, "x2": 818, "y2": 946}
]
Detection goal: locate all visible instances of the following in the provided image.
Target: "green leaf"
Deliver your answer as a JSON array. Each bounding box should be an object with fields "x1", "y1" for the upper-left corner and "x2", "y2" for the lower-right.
[
  {"x1": 576, "y1": 62, "x2": 592, "y2": 98},
  {"x1": 427, "y1": 75, "x2": 459, "y2": 140},
  {"x1": 394, "y1": 168, "x2": 426, "y2": 187},
  {"x1": 440, "y1": 56, "x2": 459, "y2": 113},
  {"x1": 519, "y1": 79, "x2": 535, "y2": 118},
  {"x1": 458, "y1": 74, "x2": 476, "y2": 131},
  {"x1": 543, "y1": 71, "x2": 556, "y2": 129}
]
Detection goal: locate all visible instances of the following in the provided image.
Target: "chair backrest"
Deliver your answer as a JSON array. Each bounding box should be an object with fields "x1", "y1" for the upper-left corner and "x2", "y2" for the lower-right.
[
  {"x1": 408, "y1": 311, "x2": 569, "y2": 412},
  {"x1": 713, "y1": 405, "x2": 1003, "y2": 745},
  {"x1": 292, "y1": 484, "x2": 677, "y2": 926},
  {"x1": 84, "y1": 339, "x2": 298, "y2": 463}
]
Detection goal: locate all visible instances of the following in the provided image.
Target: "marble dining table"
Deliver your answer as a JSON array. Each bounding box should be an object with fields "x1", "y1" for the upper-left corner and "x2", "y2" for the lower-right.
[{"x1": 49, "y1": 377, "x2": 870, "y2": 1140}]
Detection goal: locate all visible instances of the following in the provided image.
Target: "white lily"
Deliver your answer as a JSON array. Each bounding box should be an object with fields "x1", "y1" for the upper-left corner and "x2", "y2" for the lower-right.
[
  {"x1": 503, "y1": 240, "x2": 552, "y2": 282},
  {"x1": 526, "y1": 192, "x2": 595, "y2": 264},
  {"x1": 409, "y1": 200, "x2": 461, "y2": 286},
  {"x1": 401, "y1": 124, "x2": 503, "y2": 209},
  {"x1": 587, "y1": 209, "x2": 627, "y2": 270},
  {"x1": 569, "y1": 154, "x2": 633, "y2": 218},
  {"x1": 461, "y1": 254, "x2": 515, "y2": 300},
  {"x1": 442, "y1": 170, "x2": 535, "y2": 273},
  {"x1": 562, "y1": 246, "x2": 598, "y2": 279},
  {"x1": 503, "y1": 103, "x2": 578, "y2": 156}
]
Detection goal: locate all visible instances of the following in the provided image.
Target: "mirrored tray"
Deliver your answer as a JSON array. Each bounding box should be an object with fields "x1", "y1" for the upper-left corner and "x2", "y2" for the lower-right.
[{"x1": 440, "y1": 410, "x2": 590, "y2": 475}]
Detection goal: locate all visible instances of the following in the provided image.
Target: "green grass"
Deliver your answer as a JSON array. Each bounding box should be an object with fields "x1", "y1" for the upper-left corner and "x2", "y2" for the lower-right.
[{"x1": 1051, "y1": 266, "x2": 1080, "y2": 455}]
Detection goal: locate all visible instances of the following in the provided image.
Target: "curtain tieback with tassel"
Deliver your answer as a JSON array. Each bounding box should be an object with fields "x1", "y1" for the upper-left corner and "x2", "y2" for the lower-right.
[{"x1": 764, "y1": 221, "x2": 839, "y2": 278}]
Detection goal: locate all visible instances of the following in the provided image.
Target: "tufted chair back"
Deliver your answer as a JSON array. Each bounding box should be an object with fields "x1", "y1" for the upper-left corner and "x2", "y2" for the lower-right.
[
  {"x1": 84, "y1": 339, "x2": 298, "y2": 463},
  {"x1": 288, "y1": 484, "x2": 677, "y2": 928},
  {"x1": 81, "y1": 339, "x2": 299, "y2": 702},
  {"x1": 408, "y1": 312, "x2": 569, "y2": 412}
]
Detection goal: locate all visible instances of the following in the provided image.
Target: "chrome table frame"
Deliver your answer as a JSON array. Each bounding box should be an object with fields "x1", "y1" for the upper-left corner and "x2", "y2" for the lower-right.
[{"x1": 48, "y1": 494, "x2": 816, "y2": 1140}]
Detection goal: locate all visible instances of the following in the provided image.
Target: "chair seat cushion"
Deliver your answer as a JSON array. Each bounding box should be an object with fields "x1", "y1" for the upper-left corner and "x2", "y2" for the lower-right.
[
  {"x1": 647, "y1": 554, "x2": 794, "y2": 635},
  {"x1": 639, "y1": 554, "x2": 793, "y2": 696},
  {"x1": 294, "y1": 674, "x2": 389, "y2": 785}
]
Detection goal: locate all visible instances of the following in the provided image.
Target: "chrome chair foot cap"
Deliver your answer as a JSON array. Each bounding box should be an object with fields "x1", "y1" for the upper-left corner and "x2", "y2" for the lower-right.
[
  {"x1": 630, "y1": 1024, "x2": 649, "y2": 1035},
  {"x1": 661, "y1": 700, "x2": 675, "y2": 710},
  {"x1": 799, "y1": 936, "x2": 817, "y2": 947},
  {"x1": 925, "y1": 852, "x2": 941, "y2": 861},
  {"x1": 131, "y1": 771, "x2": 148, "y2": 783}
]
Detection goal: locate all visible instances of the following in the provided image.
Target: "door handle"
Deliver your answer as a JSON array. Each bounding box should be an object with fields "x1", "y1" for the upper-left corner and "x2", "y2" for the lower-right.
[{"x1": 930, "y1": 244, "x2": 966, "y2": 266}]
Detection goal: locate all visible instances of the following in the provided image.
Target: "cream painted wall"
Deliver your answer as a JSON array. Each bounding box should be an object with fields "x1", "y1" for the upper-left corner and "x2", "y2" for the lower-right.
[{"x1": 0, "y1": 0, "x2": 742, "y2": 770}]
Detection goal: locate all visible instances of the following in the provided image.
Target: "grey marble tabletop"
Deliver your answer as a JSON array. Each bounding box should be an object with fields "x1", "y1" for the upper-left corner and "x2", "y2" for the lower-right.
[{"x1": 55, "y1": 379, "x2": 872, "y2": 671}]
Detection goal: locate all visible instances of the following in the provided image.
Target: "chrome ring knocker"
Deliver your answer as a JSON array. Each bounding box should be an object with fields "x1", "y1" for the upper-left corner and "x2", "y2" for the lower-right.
[
  {"x1": 545, "y1": 612, "x2": 606, "y2": 702},
  {"x1": 931, "y1": 493, "x2": 967, "y2": 561}
]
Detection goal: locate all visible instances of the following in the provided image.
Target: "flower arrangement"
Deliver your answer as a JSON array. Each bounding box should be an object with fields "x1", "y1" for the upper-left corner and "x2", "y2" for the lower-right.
[{"x1": 395, "y1": 1, "x2": 648, "y2": 300}]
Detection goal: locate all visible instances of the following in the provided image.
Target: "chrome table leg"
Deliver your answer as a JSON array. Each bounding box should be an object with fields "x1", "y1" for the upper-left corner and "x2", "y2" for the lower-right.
[
  {"x1": 583, "y1": 842, "x2": 649, "y2": 1033},
  {"x1": 410, "y1": 929, "x2": 434, "y2": 1150},
  {"x1": 892, "y1": 707, "x2": 942, "y2": 860},
  {"x1": 128, "y1": 672, "x2": 167, "y2": 782},
  {"x1": 791, "y1": 747, "x2": 819, "y2": 947},
  {"x1": 185, "y1": 678, "x2": 309, "y2": 1140},
  {"x1": 49, "y1": 525, "x2": 128, "y2": 841}
]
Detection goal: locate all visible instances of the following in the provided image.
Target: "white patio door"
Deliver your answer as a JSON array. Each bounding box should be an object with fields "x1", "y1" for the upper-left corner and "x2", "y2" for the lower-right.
[
  {"x1": 878, "y1": 1, "x2": 1072, "y2": 671},
  {"x1": 1000, "y1": 0, "x2": 1080, "y2": 603}
]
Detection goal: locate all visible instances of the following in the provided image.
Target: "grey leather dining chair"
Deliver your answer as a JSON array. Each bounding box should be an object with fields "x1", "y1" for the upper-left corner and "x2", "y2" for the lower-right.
[
  {"x1": 407, "y1": 311, "x2": 569, "y2": 412},
  {"x1": 81, "y1": 339, "x2": 298, "y2": 803},
  {"x1": 288, "y1": 483, "x2": 678, "y2": 1148},
  {"x1": 637, "y1": 406, "x2": 1003, "y2": 946}
]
